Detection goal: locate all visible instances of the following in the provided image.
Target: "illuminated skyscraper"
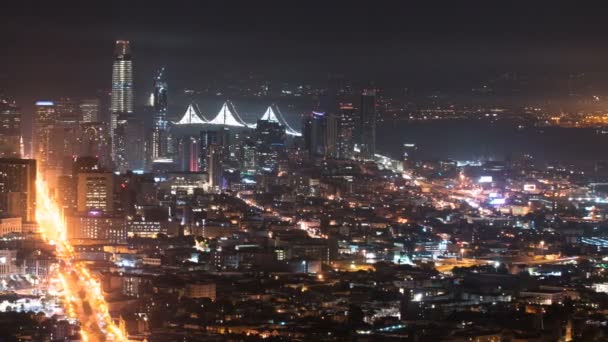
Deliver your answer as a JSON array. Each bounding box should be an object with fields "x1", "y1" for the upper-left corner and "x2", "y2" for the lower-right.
[
  {"x1": 0, "y1": 99, "x2": 22, "y2": 158},
  {"x1": 151, "y1": 68, "x2": 168, "y2": 160},
  {"x1": 110, "y1": 40, "x2": 134, "y2": 161},
  {"x1": 336, "y1": 103, "x2": 357, "y2": 159},
  {"x1": 33, "y1": 101, "x2": 57, "y2": 170},
  {"x1": 0, "y1": 158, "x2": 36, "y2": 222},
  {"x1": 357, "y1": 89, "x2": 376, "y2": 159},
  {"x1": 76, "y1": 172, "x2": 114, "y2": 213},
  {"x1": 255, "y1": 110, "x2": 285, "y2": 172}
]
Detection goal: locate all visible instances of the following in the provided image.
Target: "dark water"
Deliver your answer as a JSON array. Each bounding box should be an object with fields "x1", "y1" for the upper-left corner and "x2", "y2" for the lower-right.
[{"x1": 377, "y1": 120, "x2": 608, "y2": 164}]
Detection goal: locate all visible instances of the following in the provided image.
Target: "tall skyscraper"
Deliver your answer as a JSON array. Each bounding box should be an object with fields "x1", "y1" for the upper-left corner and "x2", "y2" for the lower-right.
[
  {"x1": 357, "y1": 89, "x2": 376, "y2": 159},
  {"x1": 324, "y1": 113, "x2": 338, "y2": 158},
  {"x1": 0, "y1": 158, "x2": 36, "y2": 222},
  {"x1": 110, "y1": 40, "x2": 134, "y2": 162},
  {"x1": 255, "y1": 113, "x2": 285, "y2": 172},
  {"x1": 115, "y1": 115, "x2": 145, "y2": 172},
  {"x1": 177, "y1": 135, "x2": 200, "y2": 172},
  {"x1": 303, "y1": 111, "x2": 327, "y2": 158},
  {"x1": 80, "y1": 98, "x2": 100, "y2": 122},
  {"x1": 0, "y1": 99, "x2": 22, "y2": 158},
  {"x1": 151, "y1": 68, "x2": 168, "y2": 160},
  {"x1": 208, "y1": 146, "x2": 222, "y2": 189},
  {"x1": 33, "y1": 101, "x2": 57, "y2": 170},
  {"x1": 336, "y1": 103, "x2": 357, "y2": 159},
  {"x1": 199, "y1": 130, "x2": 219, "y2": 172}
]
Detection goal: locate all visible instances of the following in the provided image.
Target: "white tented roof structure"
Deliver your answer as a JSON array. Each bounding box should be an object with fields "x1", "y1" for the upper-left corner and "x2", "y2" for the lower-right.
[
  {"x1": 260, "y1": 106, "x2": 280, "y2": 123},
  {"x1": 207, "y1": 101, "x2": 251, "y2": 127},
  {"x1": 256, "y1": 105, "x2": 301, "y2": 136},
  {"x1": 173, "y1": 101, "x2": 301, "y2": 136},
  {"x1": 174, "y1": 103, "x2": 207, "y2": 125}
]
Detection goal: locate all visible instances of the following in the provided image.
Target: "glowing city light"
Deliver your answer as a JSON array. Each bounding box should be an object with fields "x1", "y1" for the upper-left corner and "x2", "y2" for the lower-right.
[{"x1": 36, "y1": 178, "x2": 128, "y2": 342}]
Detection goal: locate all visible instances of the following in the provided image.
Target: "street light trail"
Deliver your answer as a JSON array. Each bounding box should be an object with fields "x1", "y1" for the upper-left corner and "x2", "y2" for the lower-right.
[{"x1": 36, "y1": 178, "x2": 127, "y2": 342}]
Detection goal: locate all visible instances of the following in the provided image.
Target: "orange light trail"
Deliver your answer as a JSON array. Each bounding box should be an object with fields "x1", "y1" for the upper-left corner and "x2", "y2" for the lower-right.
[{"x1": 36, "y1": 178, "x2": 127, "y2": 342}]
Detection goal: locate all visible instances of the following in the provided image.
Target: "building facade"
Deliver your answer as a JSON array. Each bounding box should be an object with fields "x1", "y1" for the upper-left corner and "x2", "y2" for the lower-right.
[{"x1": 110, "y1": 40, "x2": 134, "y2": 164}]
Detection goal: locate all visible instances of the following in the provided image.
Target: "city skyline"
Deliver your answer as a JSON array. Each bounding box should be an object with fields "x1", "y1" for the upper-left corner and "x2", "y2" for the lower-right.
[{"x1": 4, "y1": 2, "x2": 608, "y2": 341}]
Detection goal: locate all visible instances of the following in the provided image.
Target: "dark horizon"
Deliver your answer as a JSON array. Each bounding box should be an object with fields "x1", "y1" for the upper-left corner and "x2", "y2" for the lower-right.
[{"x1": 3, "y1": 2, "x2": 608, "y2": 104}]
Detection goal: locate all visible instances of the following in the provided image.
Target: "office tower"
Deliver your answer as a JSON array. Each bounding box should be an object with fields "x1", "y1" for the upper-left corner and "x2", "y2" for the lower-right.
[
  {"x1": 199, "y1": 130, "x2": 219, "y2": 172},
  {"x1": 336, "y1": 103, "x2": 357, "y2": 159},
  {"x1": 77, "y1": 172, "x2": 114, "y2": 213},
  {"x1": 55, "y1": 98, "x2": 82, "y2": 123},
  {"x1": 110, "y1": 40, "x2": 134, "y2": 161},
  {"x1": 255, "y1": 116, "x2": 285, "y2": 172},
  {"x1": 66, "y1": 212, "x2": 126, "y2": 243},
  {"x1": 79, "y1": 122, "x2": 111, "y2": 168},
  {"x1": 357, "y1": 89, "x2": 376, "y2": 159},
  {"x1": 177, "y1": 135, "x2": 200, "y2": 172},
  {"x1": 303, "y1": 111, "x2": 326, "y2": 158},
  {"x1": 208, "y1": 145, "x2": 222, "y2": 189},
  {"x1": 0, "y1": 158, "x2": 36, "y2": 222},
  {"x1": 50, "y1": 99, "x2": 82, "y2": 174},
  {"x1": 114, "y1": 114, "x2": 145, "y2": 172},
  {"x1": 33, "y1": 101, "x2": 57, "y2": 170},
  {"x1": 324, "y1": 113, "x2": 338, "y2": 158},
  {"x1": 0, "y1": 99, "x2": 22, "y2": 158},
  {"x1": 80, "y1": 98, "x2": 100, "y2": 122},
  {"x1": 151, "y1": 68, "x2": 168, "y2": 160},
  {"x1": 242, "y1": 141, "x2": 257, "y2": 172}
]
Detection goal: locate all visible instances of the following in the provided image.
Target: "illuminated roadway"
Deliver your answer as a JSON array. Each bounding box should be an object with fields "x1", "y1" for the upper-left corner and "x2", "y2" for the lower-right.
[{"x1": 36, "y1": 178, "x2": 127, "y2": 342}]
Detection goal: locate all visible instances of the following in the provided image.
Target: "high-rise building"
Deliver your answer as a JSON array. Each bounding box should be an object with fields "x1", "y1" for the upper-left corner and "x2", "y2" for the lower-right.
[
  {"x1": 55, "y1": 98, "x2": 82, "y2": 123},
  {"x1": 110, "y1": 40, "x2": 134, "y2": 161},
  {"x1": 177, "y1": 135, "x2": 200, "y2": 172},
  {"x1": 336, "y1": 103, "x2": 357, "y2": 159},
  {"x1": 324, "y1": 113, "x2": 338, "y2": 158},
  {"x1": 357, "y1": 89, "x2": 376, "y2": 159},
  {"x1": 151, "y1": 68, "x2": 168, "y2": 160},
  {"x1": 199, "y1": 130, "x2": 219, "y2": 172},
  {"x1": 76, "y1": 172, "x2": 114, "y2": 213},
  {"x1": 0, "y1": 99, "x2": 22, "y2": 158},
  {"x1": 0, "y1": 158, "x2": 36, "y2": 222},
  {"x1": 78, "y1": 122, "x2": 111, "y2": 168},
  {"x1": 303, "y1": 111, "x2": 326, "y2": 158},
  {"x1": 208, "y1": 145, "x2": 222, "y2": 189},
  {"x1": 242, "y1": 141, "x2": 257, "y2": 172},
  {"x1": 114, "y1": 114, "x2": 145, "y2": 172},
  {"x1": 80, "y1": 98, "x2": 100, "y2": 123},
  {"x1": 255, "y1": 116, "x2": 285, "y2": 172},
  {"x1": 33, "y1": 101, "x2": 57, "y2": 170}
]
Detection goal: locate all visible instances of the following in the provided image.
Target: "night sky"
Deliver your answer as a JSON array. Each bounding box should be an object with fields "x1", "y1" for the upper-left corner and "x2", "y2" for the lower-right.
[{"x1": 2, "y1": 1, "x2": 608, "y2": 106}]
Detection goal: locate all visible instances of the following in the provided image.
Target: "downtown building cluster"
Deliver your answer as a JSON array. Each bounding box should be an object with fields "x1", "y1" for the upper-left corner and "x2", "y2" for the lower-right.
[{"x1": 6, "y1": 40, "x2": 608, "y2": 341}]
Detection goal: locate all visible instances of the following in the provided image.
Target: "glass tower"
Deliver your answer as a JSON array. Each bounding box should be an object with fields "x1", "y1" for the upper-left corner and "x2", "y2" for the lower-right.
[
  {"x1": 151, "y1": 68, "x2": 168, "y2": 160},
  {"x1": 110, "y1": 40, "x2": 134, "y2": 164}
]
